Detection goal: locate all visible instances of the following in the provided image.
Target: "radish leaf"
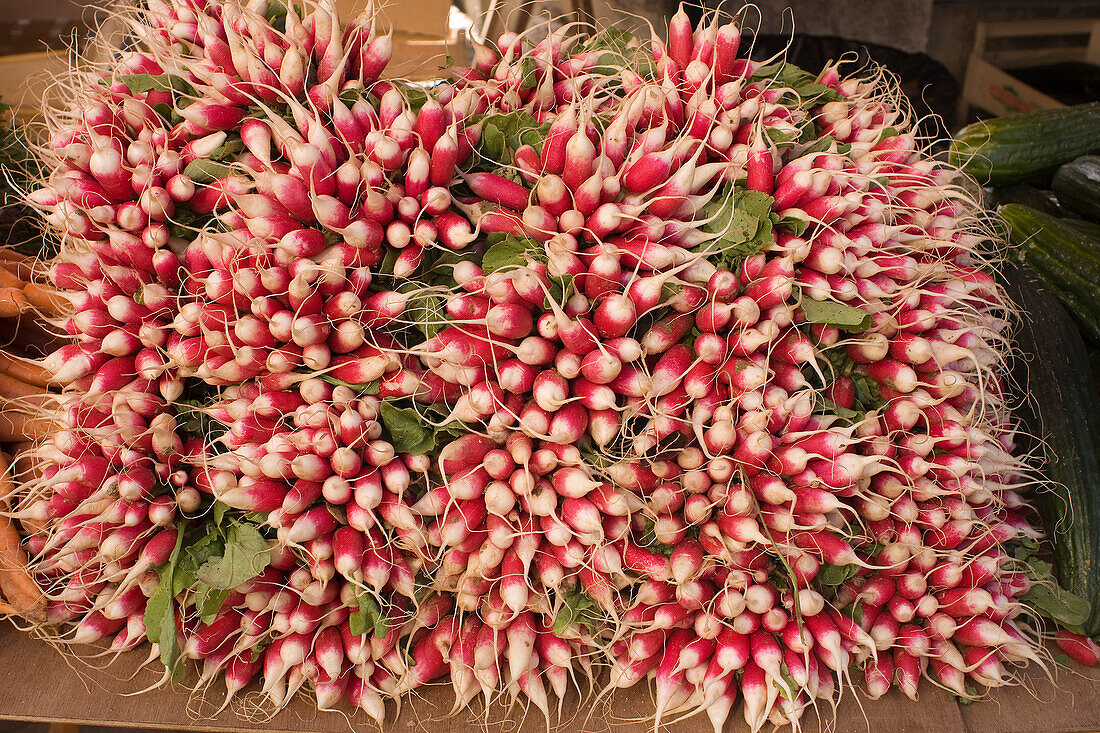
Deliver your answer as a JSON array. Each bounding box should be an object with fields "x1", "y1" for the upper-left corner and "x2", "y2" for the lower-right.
[
  {"x1": 195, "y1": 586, "x2": 231, "y2": 625},
  {"x1": 636, "y1": 515, "x2": 676, "y2": 556},
  {"x1": 350, "y1": 590, "x2": 388, "y2": 638},
  {"x1": 694, "y1": 186, "x2": 776, "y2": 269},
  {"x1": 1021, "y1": 558, "x2": 1092, "y2": 631},
  {"x1": 196, "y1": 522, "x2": 271, "y2": 590},
  {"x1": 482, "y1": 235, "x2": 533, "y2": 274},
  {"x1": 144, "y1": 526, "x2": 186, "y2": 681},
  {"x1": 776, "y1": 214, "x2": 808, "y2": 237},
  {"x1": 554, "y1": 586, "x2": 603, "y2": 636},
  {"x1": 816, "y1": 562, "x2": 860, "y2": 586},
  {"x1": 800, "y1": 298, "x2": 873, "y2": 332},
  {"x1": 319, "y1": 373, "x2": 382, "y2": 395},
  {"x1": 183, "y1": 159, "x2": 235, "y2": 184},
  {"x1": 380, "y1": 401, "x2": 437, "y2": 455},
  {"x1": 119, "y1": 73, "x2": 194, "y2": 97}
]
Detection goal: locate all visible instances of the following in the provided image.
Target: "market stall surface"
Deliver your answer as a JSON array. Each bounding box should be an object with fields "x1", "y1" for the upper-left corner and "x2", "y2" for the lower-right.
[{"x1": 0, "y1": 624, "x2": 1096, "y2": 733}]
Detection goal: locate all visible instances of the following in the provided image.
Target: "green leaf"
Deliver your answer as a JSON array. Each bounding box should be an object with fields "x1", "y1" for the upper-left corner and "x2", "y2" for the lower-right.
[
  {"x1": 775, "y1": 658, "x2": 800, "y2": 701},
  {"x1": 764, "y1": 127, "x2": 797, "y2": 148},
  {"x1": 850, "y1": 372, "x2": 885, "y2": 413},
  {"x1": 174, "y1": 530, "x2": 224, "y2": 594},
  {"x1": 481, "y1": 235, "x2": 533, "y2": 274},
  {"x1": 474, "y1": 111, "x2": 547, "y2": 165},
  {"x1": 817, "y1": 397, "x2": 861, "y2": 422},
  {"x1": 800, "y1": 133, "x2": 837, "y2": 156},
  {"x1": 636, "y1": 515, "x2": 677, "y2": 557},
  {"x1": 208, "y1": 137, "x2": 244, "y2": 163},
  {"x1": 195, "y1": 586, "x2": 231, "y2": 625},
  {"x1": 183, "y1": 159, "x2": 235, "y2": 184},
  {"x1": 318, "y1": 374, "x2": 382, "y2": 395},
  {"x1": 582, "y1": 28, "x2": 655, "y2": 81},
  {"x1": 405, "y1": 290, "x2": 448, "y2": 340},
  {"x1": 196, "y1": 522, "x2": 271, "y2": 590},
  {"x1": 437, "y1": 420, "x2": 472, "y2": 438},
  {"x1": 752, "y1": 62, "x2": 845, "y2": 109},
  {"x1": 349, "y1": 590, "x2": 388, "y2": 638},
  {"x1": 518, "y1": 58, "x2": 539, "y2": 90},
  {"x1": 800, "y1": 298, "x2": 873, "y2": 332},
  {"x1": 409, "y1": 88, "x2": 433, "y2": 113},
  {"x1": 212, "y1": 501, "x2": 229, "y2": 526},
  {"x1": 545, "y1": 273, "x2": 574, "y2": 310},
  {"x1": 693, "y1": 186, "x2": 777, "y2": 270},
  {"x1": 583, "y1": 28, "x2": 634, "y2": 56},
  {"x1": 553, "y1": 586, "x2": 603, "y2": 636},
  {"x1": 265, "y1": 0, "x2": 289, "y2": 32},
  {"x1": 379, "y1": 401, "x2": 436, "y2": 455},
  {"x1": 776, "y1": 214, "x2": 808, "y2": 237},
  {"x1": 174, "y1": 392, "x2": 228, "y2": 444},
  {"x1": 479, "y1": 121, "x2": 506, "y2": 162},
  {"x1": 1021, "y1": 559, "x2": 1092, "y2": 630},
  {"x1": 143, "y1": 526, "x2": 186, "y2": 680},
  {"x1": 119, "y1": 73, "x2": 193, "y2": 96},
  {"x1": 816, "y1": 562, "x2": 860, "y2": 586}
]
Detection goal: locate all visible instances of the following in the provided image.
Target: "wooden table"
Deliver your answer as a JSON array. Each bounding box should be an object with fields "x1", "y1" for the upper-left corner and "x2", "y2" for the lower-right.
[{"x1": 0, "y1": 624, "x2": 1098, "y2": 733}]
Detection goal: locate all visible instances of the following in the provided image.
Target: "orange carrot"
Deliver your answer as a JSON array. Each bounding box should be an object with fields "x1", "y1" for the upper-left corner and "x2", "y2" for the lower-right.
[
  {"x1": 0, "y1": 288, "x2": 27, "y2": 318},
  {"x1": 0, "y1": 351, "x2": 50, "y2": 388},
  {"x1": 9, "y1": 442, "x2": 38, "y2": 483},
  {"x1": 0, "y1": 372, "x2": 49, "y2": 399},
  {"x1": 0, "y1": 250, "x2": 37, "y2": 281},
  {"x1": 22, "y1": 283, "x2": 69, "y2": 317},
  {"x1": 0, "y1": 409, "x2": 59, "y2": 441},
  {"x1": 0, "y1": 266, "x2": 22, "y2": 290},
  {"x1": 0, "y1": 453, "x2": 44, "y2": 620}
]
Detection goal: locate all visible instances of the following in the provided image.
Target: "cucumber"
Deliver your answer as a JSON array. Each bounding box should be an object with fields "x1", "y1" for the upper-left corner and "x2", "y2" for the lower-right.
[
  {"x1": 988, "y1": 184, "x2": 1074, "y2": 218},
  {"x1": 999, "y1": 203, "x2": 1100, "y2": 340},
  {"x1": 1063, "y1": 217, "x2": 1100, "y2": 242},
  {"x1": 1003, "y1": 265, "x2": 1100, "y2": 636},
  {"x1": 1053, "y1": 156, "x2": 1100, "y2": 221},
  {"x1": 951, "y1": 103, "x2": 1100, "y2": 186}
]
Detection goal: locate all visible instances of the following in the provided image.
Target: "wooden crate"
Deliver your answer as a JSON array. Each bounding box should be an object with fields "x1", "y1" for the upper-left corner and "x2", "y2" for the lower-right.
[
  {"x1": 0, "y1": 50, "x2": 70, "y2": 122},
  {"x1": 960, "y1": 18, "x2": 1100, "y2": 118}
]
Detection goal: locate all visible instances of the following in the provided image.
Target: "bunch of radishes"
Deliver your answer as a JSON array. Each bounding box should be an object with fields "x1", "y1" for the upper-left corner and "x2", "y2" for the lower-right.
[{"x1": 7, "y1": 0, "x2": 1067, "y2": 729}]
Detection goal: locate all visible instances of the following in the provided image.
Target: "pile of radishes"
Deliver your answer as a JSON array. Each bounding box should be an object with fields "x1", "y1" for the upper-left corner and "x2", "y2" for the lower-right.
[{"x1": 8, "y1": 0, "x2": 1070, "y2": 729}]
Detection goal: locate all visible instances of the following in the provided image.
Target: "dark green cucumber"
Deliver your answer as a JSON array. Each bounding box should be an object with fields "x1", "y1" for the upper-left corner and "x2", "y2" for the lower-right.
[
  {"x1": 1063, "y1": 217, "x2": 1100, "y2": 242},
  {"x1": 951, "y1": 103, "x2": 1100, "y2": 186},
  {"x1": 1004, "y1": 265, "x2": 1100, "y2": 636},
  {"x1": 988, "y1": 184, "x2": 1074, "y2": 218},
  {"x1": 1000, "y1": 203, "x2": 1100, "y2": 340},
  {"x1": 1052, "y1": 156, "x2": 1100, "y2": 221}
]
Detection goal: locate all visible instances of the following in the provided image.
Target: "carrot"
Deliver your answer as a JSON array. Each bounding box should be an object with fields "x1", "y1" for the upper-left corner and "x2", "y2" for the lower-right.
[
  {"x1": 0, "y1": 453, "x2": 44, "y2": 620},
  {"x1": 9, "y1": 441, "x2": 39, "y2": 482},
  {"x1": 0, "y1": 409, "x2": 59, "y2": 441},
  {"x1": 0, "y1": 267, "x2": 23, "y2": 291},
  {"x1": 22, "y1": 283, "x2": 70, "y2": 318},
  {"x1": 0, "y1": 288, "x2": 28, "y2": 318},
  {"x1": 0, "y1": 316, "x2": 66, "y2": 356},
  {"x1": 0, "y1": 351, "x2": 50, "y2": 388},
  {"x1": 0, "y1": 372, "x2": 49, "y2": 399},
  {"x1": 0, "y1": 250, "x2": 38, "y2": 281}
]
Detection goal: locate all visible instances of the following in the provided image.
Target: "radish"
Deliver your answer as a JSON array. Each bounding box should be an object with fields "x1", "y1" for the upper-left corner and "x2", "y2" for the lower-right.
[{"x1": 13, "y1": 0, "x2": 1053, "y2": 728}]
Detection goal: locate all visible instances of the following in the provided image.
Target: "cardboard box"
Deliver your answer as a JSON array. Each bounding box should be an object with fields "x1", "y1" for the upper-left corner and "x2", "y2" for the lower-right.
[
  {"x1": 960, "y1": 18, "x2": 1100, "y2": 118},
  {"x1": 335, "y1": 0, "x2": 453, "y2": 36},
  {"x1": 389, "y1": 30, "x2": 468, "y2": 81},
  {"x1": 0, "y1": 623, "x2": 1099, "y2": 733},
  {"x1": 0, "y1": 50, "x2": 69, "y2": 122}
]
